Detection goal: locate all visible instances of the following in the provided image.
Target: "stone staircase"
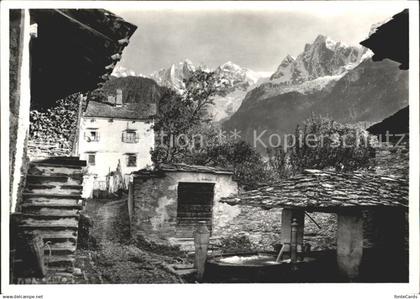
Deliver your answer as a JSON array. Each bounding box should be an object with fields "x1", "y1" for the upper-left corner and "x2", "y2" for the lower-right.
[{"x1": 16, "y1": 157, "x2": 86, "y2": 274}]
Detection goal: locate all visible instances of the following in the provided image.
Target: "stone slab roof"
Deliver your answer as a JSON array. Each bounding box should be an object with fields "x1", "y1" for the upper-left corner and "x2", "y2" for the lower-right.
[
  {"x1": 134, "y1": 163, "x2": 234, "y2": 177},
  {"x1": 84, "y1": 101, "x2": 156, "y2": 120},
  {"x1": 160, "y1": 163, "x2": 234, "y2": 175},
  {"x1": 221, "y1": 169, "x2": 408, "y2": 212},
  {"x1": 30, "y1": 9, "x2": 137, "y2": 107},
  {"x1": 360, "y1": 9, "x2": 408, "y2": 70}
]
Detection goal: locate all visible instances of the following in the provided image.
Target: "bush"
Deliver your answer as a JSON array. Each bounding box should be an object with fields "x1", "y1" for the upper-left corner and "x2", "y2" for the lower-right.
[
  {"x1": 268, "y1": 116, "x2": 376, "y2": 177},
  {"x1": 290, "y1": 116, "x2": 375, "y2": 172}
]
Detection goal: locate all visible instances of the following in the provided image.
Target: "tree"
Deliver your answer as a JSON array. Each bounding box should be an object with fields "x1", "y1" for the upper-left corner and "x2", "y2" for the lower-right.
[
  {"x1": 273, "y1": 116, "x2": 376, "y2": 174},
  {"x1": 266, "y1": 146, "x2": 290, "y2": 179},
  {"x1": 191, "y1": 140, "x2": 271, "y2": 190},
  {"x1": 151, "y1": 70, "x2": 226, "y2": 164}
]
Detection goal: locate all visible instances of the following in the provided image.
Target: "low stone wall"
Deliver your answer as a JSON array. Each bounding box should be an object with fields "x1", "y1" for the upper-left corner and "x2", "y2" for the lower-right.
[
  {"x1": 28, "y1": 94, "x2": 80, "y2": 160},
  {"x1": 215, "y1": 206, "x2": 337, "y2": 251},
  {"x1": 27, "y1": 140, "x2": 72, "y2": 161},
  {"x1": 131, "y1": 171, "x2": 239, "y2": 242},
  {"x1": 84, "y1": 197, "x2": 130, "y2": 244},
  {"x1": 131, "y1": 170, "x2": 339, "y2": 251}
]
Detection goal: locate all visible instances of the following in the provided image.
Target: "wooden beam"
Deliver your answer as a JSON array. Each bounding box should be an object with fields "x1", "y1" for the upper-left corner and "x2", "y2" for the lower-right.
[{"x1": 337, "y1": 210, "x2": 363, "y2": 281}]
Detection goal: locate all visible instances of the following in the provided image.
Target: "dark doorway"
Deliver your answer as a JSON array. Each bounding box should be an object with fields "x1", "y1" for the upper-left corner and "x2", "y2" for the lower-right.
[{"x1": 176, "y1": 182, "x2": 215, "y2": 237}]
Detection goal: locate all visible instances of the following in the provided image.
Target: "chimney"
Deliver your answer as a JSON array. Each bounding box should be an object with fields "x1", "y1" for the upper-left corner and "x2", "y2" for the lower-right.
[
  {"x1": 107, "y1": 95, "x2": 115, "y2": 104},
  {"x1": 149, "y1": 103, "x2": 157, "y2": 115},
  {"x1": 116, "y1": 89, "x2": 123, "y2": 107}
]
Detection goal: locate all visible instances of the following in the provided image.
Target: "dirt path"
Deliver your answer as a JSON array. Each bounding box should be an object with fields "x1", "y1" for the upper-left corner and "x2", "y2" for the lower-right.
[{"x1": 74, "y1": 196, "x2": 183, "y2": 284}]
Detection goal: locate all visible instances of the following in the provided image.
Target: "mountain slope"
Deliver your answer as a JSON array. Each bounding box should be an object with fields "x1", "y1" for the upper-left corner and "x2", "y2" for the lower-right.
[
  {"x1": 224, "y1": 58, "x2": 408, "y2": 151},
  {"x1": 150, "y1": 59, "x2": 196, "y2": 92},
  {"x1": 270, "y1": 35, "x2": 365, "y2": 84},
  {"x1": 242, "y1": 35, "x2": 369, "y2": 108},
  {"x1": 150, "y1": 60, "x2": 269, "y2": 121}
]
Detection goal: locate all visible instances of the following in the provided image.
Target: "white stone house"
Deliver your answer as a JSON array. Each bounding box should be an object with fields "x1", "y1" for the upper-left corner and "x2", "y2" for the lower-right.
[{"x1": 78, "y1": 90, "x2": 156, "y2": 197}]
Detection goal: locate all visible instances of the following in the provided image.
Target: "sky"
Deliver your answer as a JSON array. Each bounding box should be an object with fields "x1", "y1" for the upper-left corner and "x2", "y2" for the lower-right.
[{"x1": 112, "y1": 3, "x2": 407, "y2": 75}]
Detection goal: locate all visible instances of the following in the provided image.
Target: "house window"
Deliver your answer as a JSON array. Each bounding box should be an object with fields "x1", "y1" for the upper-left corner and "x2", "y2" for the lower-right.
[
  {"x1": 122, "y1": 130, "x2": 139, "y2": 143},
  {"x1": 126, "y1": 154, "x2": 137, "y2": 167},
  {"x1": 87, "y1": 153, "x2": 96, "y2": 166},
  {"x1": 84, "y1": 129, "x2": 99, "y2": 142}
]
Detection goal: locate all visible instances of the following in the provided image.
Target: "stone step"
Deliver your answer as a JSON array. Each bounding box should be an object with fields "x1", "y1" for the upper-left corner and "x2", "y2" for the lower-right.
[
  {"x1": 44, "y1": 255, "x2": 75, "y2": 268},
  {"x1": 24, "y1": 184, "x2": 83, "y2": 196},
  {"x1": 44, "y1": 241, "x2": 77, "y2": 255},
  {"x1": 169, "y1": 237, "x2": 221, "y2": 252},
  {"x1": 28, "y1": 164, "x2": 84, "y2": 176},
  {"x1": 46, "y1": 267, "x2": 74, "y2": 274},
  {"x1": 21, "y1": 198, "x2": 83, "y2": 209},
  {"x1": 171, "y1": 263, "x2": 194, "y2": 270},
  {"x1": 26, "y1": 175, "x2": 83, "y2": 185},
  {"x1": 18, "y1": 217, "x2": 79, "y2": 230},
  {"x1": 31, "y1": 157, "x2": 86, "y2": 167},
  {"x1": 19, "y1": 211, "x2": 80, "y2": 219},
  {"x1": 23, "y1": 193, "x2": 83, "y2": 200},
  {"x1": 29, "y1": 230, "x2": 78, "y2": 242},
  {"x1": 20, "y1": 207, "x2": 80, "y2": 217}
]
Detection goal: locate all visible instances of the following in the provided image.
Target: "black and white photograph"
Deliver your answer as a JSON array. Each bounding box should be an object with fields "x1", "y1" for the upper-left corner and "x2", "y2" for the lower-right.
[{"x1": 1, "y1": 1, "x2": 419, "y2": 298}]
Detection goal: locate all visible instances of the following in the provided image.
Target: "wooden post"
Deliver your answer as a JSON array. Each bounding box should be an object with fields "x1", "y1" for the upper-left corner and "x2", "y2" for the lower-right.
[
  {"x1": 290, "y1": 218, "x2": 298, "y2": 263},
  {"x1": 71, "y1": 94, "x2": 84, "y2": 156},
  {"x1": 194, "y1": 221, "x2": 210, "y2": 282},
  {"x1": 337, "y1": 210, "x2": 363, "y2": 281},
  {"x1": 280, "y1": 209, "x2": 304, "y2": 259},
  {"x1": 127, "y1": 182, "x2": 134, "y2": 229}
]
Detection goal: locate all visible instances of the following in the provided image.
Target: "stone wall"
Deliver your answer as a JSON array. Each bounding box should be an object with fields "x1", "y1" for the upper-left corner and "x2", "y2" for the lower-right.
[
  {"x1": 9, "y1": 10, "x2": 24, "y2": 194},
  {"x1": 9, "y1": 9, "x2": 31, "y2": 213},
  {"x1": 214, "y1": 206, "x2": 337, "y2": 251},
  {"x1": 131, "y1": 170, "x2": 338, "y2": 251},
  {"x1": 78, "y1": 116, "x2": 154, "y2": 180},
  {"x1": 27, "y1": 140, "x2": 72, "y2": 161},
  {"x1": 131, "y1": 171, "x2": 239, "y2": 242},
  {"x1": 28, "y1": 94, "x2": 80, "y2": 160},
  {"x1": 84, "y1": 197, "x2": 130, "y2": 244}
]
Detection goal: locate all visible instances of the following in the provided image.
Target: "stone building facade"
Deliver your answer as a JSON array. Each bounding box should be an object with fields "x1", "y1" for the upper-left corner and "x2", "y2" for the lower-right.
[
  {"x1": 78, "y1": 91, "x2": 156, "y2": 197},
  {"x1": 129, "y1": 164, "x2": 240, "y2": 243}
]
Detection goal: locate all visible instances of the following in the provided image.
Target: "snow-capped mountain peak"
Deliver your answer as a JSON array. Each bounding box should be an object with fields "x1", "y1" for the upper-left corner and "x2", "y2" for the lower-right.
[
  {"x1": 281, "y1": 55, "x2": 295, "y2": 66},
  {"x1": 111, "y1": 65, "x2": 141, "y2": 78},
  {"x1": 219, "y1": 61, "x2": 243, "y2": 72},
  {"x1": 270, "y1": 34, "x2": 365, "y2": 85},
  {"x1": 150, "y1": 59, "x2": 270, "y2": 121},
  {"x1": 150, "y1": 59, "x2": 196, "y2": 91}
]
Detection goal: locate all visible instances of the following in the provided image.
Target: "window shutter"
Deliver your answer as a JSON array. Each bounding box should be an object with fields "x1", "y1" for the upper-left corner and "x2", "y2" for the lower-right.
[
  {"x1": 97, "y1": 131, "x2": 100, "y2": 141},
  {"x1": 135, "y1": 133, "x2": 139, "y2": 143}
]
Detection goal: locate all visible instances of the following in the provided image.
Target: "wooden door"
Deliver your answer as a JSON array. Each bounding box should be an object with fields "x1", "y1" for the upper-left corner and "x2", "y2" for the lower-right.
[{"x1": 176, "y1": 182, "x2": 215, "y2": 237}]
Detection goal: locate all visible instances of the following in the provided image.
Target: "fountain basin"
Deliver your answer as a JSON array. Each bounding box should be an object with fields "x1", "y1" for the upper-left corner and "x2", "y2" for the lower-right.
[{"x1": 205, "y1": 252, "x2": 320, "y2": 283}]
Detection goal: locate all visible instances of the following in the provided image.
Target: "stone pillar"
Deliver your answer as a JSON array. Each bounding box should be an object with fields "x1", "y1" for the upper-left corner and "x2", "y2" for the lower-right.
[
  {"x1": 194, "y1": 221, "x2": 210, "y2": 282},
  {"x1": 280, "y1": 209, "x2": 304, "y2": 257},
  {"x1": 337, "y1": 209, "x2": 363, "y2": 280}
]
